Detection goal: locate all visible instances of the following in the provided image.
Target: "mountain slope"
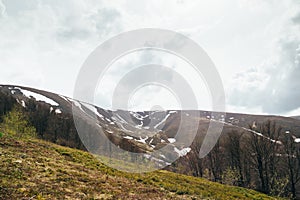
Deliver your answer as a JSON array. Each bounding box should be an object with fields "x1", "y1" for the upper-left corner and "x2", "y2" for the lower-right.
[
  {"x1": 0, "y1": 137, "x2": 280, "y2": 200},
  {"x1": 0, "y1": 84, "x2": 300, "y2": 198},
  {"x1": 1, "y1": 84, "x2": 300, "y2": 160}
]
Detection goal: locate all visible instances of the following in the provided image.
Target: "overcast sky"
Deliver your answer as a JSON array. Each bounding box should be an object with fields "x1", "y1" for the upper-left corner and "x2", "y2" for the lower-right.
[{"x1": 0, "y1": 0, "x2": 299, "y2": 116}]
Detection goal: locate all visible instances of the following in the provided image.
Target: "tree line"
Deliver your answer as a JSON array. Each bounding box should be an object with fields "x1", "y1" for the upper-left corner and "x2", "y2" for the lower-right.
[
  {"x1": 173, "y1": 120, "x2": 300, "y2": 199},
  {"x1": 0, "y1": 91, "x2": 84, "y2": 149}
]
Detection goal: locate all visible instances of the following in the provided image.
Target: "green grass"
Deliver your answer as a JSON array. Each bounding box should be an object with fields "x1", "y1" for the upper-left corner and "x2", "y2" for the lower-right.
[{"x1": 0, "y1": 137, "x2": 283, "y2": 200}]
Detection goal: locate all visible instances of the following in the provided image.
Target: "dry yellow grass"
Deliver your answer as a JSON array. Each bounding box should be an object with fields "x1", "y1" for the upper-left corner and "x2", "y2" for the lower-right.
[{"x1": 0, "y1": 137, "x2": 283, "y2": 200}]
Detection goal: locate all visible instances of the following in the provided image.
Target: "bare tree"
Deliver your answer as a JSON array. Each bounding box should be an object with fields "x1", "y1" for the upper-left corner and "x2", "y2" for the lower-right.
[
  {"x1": 185, "y1": 133, "x2": 204, "y2": 177},
  {"x1": 207, "y1": 140, "x2": 222, "y2": 182},
  {"x1": 282, "y1": 131, "x2": 300, "y2": 199},
  {"x1": 226, "y1": 130, "x2": 244, "y2": 186},
  {"x1": 248, "y1": 120, "x2": 282, "y2": 194}
]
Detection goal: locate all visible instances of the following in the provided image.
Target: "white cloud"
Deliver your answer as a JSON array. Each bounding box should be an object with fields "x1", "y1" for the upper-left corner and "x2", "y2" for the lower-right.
[
  {"x1": 0, "y1": 0, "x2": 122, "y2": 96},
  {"x1": 0, "y1": 0, "x2": 299, "y2": 115},
  {"x1": 0, "y1": 0, "x2": 5, "y2": 17},
  {"x1": 228, "y1": 3, "x2": 300, "y2": 115}
]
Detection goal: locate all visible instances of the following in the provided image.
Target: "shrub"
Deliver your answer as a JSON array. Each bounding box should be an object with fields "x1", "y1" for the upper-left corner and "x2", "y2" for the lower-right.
[
  {"x1": 1, "y1": 105, "x2": 36, "y2": 139},
  {"x1": 222, "y1": 168, "x2": 241, "y2": 186}
]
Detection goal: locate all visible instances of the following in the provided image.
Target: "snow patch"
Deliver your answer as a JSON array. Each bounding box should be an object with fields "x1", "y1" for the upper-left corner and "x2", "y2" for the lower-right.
[
  {"x1": 21, "y1": 100, "x2": 26, "y2": 108},
  {"x1": 82, "y1": 103, "x2": 105, "y2": 119},
  {"x1": 154, "y1": 113, "x2": 170, "y2": 129},
  {"x1": 116, "y1": 122, "x2": 133, "y2": 133},
  {"x1": 19, "y1": 88, "x2": 59, "y2": 106},
  {"x1": 59, "y1": 95, "x2": 69, "y2": 102},
  {"x1": 130, "y1": 111, "x2": 144, "y2": 120},
  {"x1": 135, "y1": 121, "x2": 143, "y2": 129},
  {"x1": 124, "y1": 136, "x2": 133, "y2": 140},
  {"x1": 174, "y1": 147, "x2": 191, "y2": 157},
  {"x1": 144, "y1": 154, "x2": 151, "y2": 159},
  {"x1": 73, "y1": 101, "x2": 84, "y2": 111},
  {"x1": 149, "y1": 138, "x2": 153, "y2": 144},
  {"x1": 160, "y1": 154, "x2": 166, "y2": 159},
  {"x1": 115, "y1": 114, "x2": 127, "y2": 124},
  {"x1": 168, "y1": 138, "x2": 176, "y2": 143},
  {"x1": 135, "y1": 136, "x2": 148, "y2": 144},
  {"x1": 55, "y1": 109, "x2": 62, "y2": 114}
]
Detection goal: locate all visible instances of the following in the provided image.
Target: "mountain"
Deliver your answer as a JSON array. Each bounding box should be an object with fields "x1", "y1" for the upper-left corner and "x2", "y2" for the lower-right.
[
  {"x1": 0, "y1": 84, "x2": 299, "y2": 198},
  {"x1": 1, "y1": 84, "x2": 299, "y2": 153}
]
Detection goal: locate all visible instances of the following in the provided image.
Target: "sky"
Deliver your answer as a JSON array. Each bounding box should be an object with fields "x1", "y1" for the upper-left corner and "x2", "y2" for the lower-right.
[{"x1": 0, "y1": 0, "x2": 299, "y2": 116}]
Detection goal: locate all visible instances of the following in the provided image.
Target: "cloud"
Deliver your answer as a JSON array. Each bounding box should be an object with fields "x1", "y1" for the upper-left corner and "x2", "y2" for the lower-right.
[
  {"x1": 0, "y1": 0, "x2": 6, "y2": 17},
  {"x1": 229, "y1": 68, "x2": 269, "y2": 107},
  {"x1": 228, "y1": 6, "x2": 300, "y2": 115},
  {"x1": 2, "y1": 0, "x2": 37, "y2": 16},
  {"x1": 292, "y1": 11, "x2": 300, "y2": 24},
  {"x1": 263, "y1": 41, "x2": 300, "y2": 113},
  {"x1": 0, "y1": 0, "x2": 122, "y2": 97},
  {"x1": 1, "y1": 0, "x2": 299, "y2": 115},
  {"x1": 94, "y1": 50, "x2": 174, "y2": 110}
]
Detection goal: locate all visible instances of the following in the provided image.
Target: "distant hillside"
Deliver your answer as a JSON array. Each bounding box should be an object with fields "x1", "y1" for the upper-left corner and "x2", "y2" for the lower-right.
[
  {"x1": 291, "y1": 116, "x2": 300, "y2": 120},
  {"x1": 0, "y1": 84, "x2": 299, "y2": 157},
  {"x1": 0, "y1": 84, "x2": 299, "y2": 198},
  {"x1": 0, "y1": 137, "x2": 280, "y2": 200}
]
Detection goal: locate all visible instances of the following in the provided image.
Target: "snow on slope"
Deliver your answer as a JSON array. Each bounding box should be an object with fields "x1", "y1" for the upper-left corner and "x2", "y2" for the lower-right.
[
  {"x1": 154, "y1": 113, "x2": 171, "y2": 129},
  {"x1": 21, "y1": 100, "x2": 26, "y2": 108},
  {"x1": 124, "y1": 136, "x2": 133, "y2": 140},
  {"x1": 81, "y1": 102, "x2": 105, "y2": 119},
  {"x1": 174, "y1": 147, "x2": 191, "y2": 157},
  {"x1": 211, "y1": 119, "x2": 283, "y2": 144},
  {"x1": 55, "y1": 109, "x2": 62, "y2": 114},
  {"x1": 16, "y1": 87, "x2": 59, "y2": 106},
  {"x1": 168, "y1": 138, "x2": 176, "y2": 143},
  {"x1": 135, "y1": 136, "x2": 149, "y2": 144}
]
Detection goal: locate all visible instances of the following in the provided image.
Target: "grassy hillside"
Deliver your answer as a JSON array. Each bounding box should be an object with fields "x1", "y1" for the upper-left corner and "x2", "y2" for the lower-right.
[{"x1": 0, "y1": 137, "x2": 282, "y2": 200}]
